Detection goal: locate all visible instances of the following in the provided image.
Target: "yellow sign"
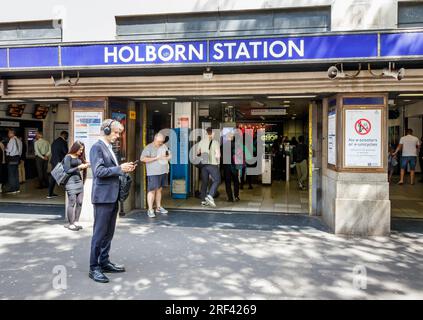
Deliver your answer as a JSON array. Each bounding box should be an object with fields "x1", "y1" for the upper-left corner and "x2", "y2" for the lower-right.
[{"x1": 129, "y1": 111, "x2": 136, "y2": 120}]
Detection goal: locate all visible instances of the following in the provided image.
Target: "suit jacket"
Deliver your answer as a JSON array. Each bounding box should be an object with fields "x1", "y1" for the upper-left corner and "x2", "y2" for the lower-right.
[
  {"x1": 50, "y1": 137, "x2": 68, "y2": 167},
  {"x1": 90, "y1": 140, "x2": 123, "y2": 204}
]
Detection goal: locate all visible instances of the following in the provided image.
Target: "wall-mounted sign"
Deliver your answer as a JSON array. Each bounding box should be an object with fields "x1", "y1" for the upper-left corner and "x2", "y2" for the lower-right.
[
  {"x1": 251, "y1": 108, "x2": 287, "y2": 116},
  {"x1": 7, "y1": 104, "x2": 25, "y2": 117},
  {"x1": 129, "y1": 110, "x2": 136, "y2": 120},
  {"x1": 2, "y1": 31, "x2": 423, "y2": 70},
  {"x1": 0, "y1": 120, "x2": 19, "y2": 127},
  {"x1": 33, "y1": 104, "x2": 49, "y2": 119},
  {"x1": 328, "y1": 105, "x2": 337, "y2": 166},
  {"x1": 73, "y1": 111, "x2": 103, "y2": 162},
  {"x1": 199, "y1": 109, "x2": 209, "y2": 117},
  {"x1": 344, "y1": 108, "x2": 382, "y2": 168}
]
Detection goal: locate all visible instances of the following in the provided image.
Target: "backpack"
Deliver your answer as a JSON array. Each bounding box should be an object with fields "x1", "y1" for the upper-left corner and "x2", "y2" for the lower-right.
[{"x1": 51, "y1": 160, "x2": 71, "y2": 186}]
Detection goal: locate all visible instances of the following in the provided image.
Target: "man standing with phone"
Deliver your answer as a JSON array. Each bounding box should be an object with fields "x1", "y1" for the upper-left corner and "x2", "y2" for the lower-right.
[
  {"x1": 89, "y1": 119, "x2": 136, "y2": 283},
  {"x1": 140, "y1": 132, "x2": 171, "y2": 218}
]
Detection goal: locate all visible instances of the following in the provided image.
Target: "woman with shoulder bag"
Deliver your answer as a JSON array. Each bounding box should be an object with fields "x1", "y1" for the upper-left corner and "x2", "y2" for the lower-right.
[{"x1": 63, "y1": 141, "x2": 90, "y2": 231}]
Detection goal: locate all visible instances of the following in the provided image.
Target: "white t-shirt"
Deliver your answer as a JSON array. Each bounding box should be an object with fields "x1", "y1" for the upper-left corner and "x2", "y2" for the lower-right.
[{"x1": 399, "y1": 135, "x2": 420, "y2": 157}]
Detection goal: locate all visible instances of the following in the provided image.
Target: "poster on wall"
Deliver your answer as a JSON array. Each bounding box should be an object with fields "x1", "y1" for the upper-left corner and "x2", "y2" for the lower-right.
[
  {"x1": 111, "y1": 111, "x2": 127, "y2": 163},
  {"x1": 73, "y1": 111, "x2": 103, "y2": 162},
  {"x1": 344, "y1": 108, "x2": 382, "y2": 168},
  {"x1": 54, "y1": 123, "x2": 69, "y2": 140},
  {"x1": 328, "y1": 107, "x2": 337, "y2": 166}
]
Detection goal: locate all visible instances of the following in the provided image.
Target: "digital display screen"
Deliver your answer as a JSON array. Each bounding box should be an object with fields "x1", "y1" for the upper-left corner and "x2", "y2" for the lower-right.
[
  {"x1": 33, "y1": 105, "x2": 49, "y2": 119},
  {"x1": 7, "y1": 104, "x2": 25, "y2": 117}
]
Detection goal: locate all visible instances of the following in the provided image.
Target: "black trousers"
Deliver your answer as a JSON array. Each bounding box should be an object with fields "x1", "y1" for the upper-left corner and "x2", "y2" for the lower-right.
[
  {"x1": 7, "y1": 164, "x2": 19, "y2": 192},
  {"x1": 223, "y1": 165, "x2": 239, "y2": 200},
  {"x1": 35, "y1": 157, "x2": 49, "y2": 188},
  {"x1": 241, "y1": 166, "x2": 253, "y2": 187},
  {"x1": 90, "y1": 202, "x2": 119, "y2": 270}
]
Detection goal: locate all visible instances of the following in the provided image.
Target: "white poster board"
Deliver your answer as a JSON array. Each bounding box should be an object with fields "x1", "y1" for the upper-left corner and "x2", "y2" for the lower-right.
[
  {"x1": 328, "y1": 108, "x2": 337, "y2": 166},
  {"x1": 73, "y1": 111, "x2": 103, "y2": 162},
  {"x1": 344, "y1": 108, "x2": 382, "y2": 167}
]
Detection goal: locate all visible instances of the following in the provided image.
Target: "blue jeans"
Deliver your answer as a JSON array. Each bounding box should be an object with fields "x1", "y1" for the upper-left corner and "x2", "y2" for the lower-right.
[
  {"x1": 401, "y1": 156, "x2": 417, "y2": 170},
  {"x1": 200, "y1": 165, "x2": 221, "y2": 200}
]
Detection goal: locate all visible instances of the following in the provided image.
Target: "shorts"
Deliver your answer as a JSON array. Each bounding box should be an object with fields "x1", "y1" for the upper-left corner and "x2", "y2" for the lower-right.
[
  {"x1": 147, "y1": 174, "x2": 168, "y2": 192},
  {"x1": 401, "y1": 156, "x2": 417, "y2": 170}
]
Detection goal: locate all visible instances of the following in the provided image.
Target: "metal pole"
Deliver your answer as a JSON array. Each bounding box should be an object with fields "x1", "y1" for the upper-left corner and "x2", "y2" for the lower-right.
[{"x1": 286, "y1": 155, "x2": 290, "y2": 181}]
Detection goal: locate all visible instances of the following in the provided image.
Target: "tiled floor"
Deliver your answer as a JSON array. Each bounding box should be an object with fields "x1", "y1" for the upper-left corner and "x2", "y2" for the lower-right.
[
  {"x1": 162, "y1": 179, "x2": 309, "y2": 214},
  {"x1": 0, "y1": 178, "x2": 65, "y2": 205},
  {"x1": 390, "y1": 175, "x2": 423, "y2": 219},
  {"x1": 1, "y1": 174, "x2": 422, "y2": 219}
]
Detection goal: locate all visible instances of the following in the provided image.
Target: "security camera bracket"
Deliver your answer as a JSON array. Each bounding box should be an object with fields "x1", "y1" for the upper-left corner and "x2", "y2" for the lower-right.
[{"x1": 51, "y1": 71, "x2": 80, "y2": 87}]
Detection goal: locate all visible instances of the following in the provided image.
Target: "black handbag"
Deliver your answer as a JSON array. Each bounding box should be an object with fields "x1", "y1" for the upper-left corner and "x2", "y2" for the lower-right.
[{"x1": 119, "y1": 173, "x2": 132, "y2": 202}]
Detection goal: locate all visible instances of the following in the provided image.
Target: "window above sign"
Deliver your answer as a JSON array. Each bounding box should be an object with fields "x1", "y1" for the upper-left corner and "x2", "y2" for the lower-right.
[
  {"x1": 398, "y1": 2, "x2": 423, "y2": 28},
  {"x1": 116, "y1": 7, "x2": 331, "y2": 40},
  {"x1": 0, "y1": 20, "x2": 62, "y2": 45}
]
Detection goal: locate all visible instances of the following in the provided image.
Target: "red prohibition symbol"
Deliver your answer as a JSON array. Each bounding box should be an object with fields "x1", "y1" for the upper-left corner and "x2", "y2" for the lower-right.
[{"x1": 355, "y1": 118, "x2": 371, "y2": 135}]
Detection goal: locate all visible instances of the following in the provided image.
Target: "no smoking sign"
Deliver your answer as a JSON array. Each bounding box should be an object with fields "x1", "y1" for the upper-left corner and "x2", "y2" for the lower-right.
[{"x1": 354, "y1": 118, "x2": 371, "y2": 135}]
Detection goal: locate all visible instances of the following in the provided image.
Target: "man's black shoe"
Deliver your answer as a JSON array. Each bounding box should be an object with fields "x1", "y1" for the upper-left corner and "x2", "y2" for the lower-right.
[
  {"x1": 101, "y1": 262, "x2": 126, "y2": 273},
  {"x1": 89, "y1": 269, "x2": 109, "y2": 283}
]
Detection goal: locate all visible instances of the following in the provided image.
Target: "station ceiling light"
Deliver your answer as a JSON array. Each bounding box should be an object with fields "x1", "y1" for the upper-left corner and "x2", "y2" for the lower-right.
[
  {"x1": 397, "y1": 94, "x2": 423, "y2": 97},
  {"x1": 134, "y1": 98, "x2": 177, "y2": 101},
  {"x1": 267, "y1": 95, "x2": 316, "y2": 99},
  {"x1": 0, "y1": 99, "x2": 26, "y2": 103},
  {"x1": 31, "y1": 99, "x2": 67, "y2": 102}
]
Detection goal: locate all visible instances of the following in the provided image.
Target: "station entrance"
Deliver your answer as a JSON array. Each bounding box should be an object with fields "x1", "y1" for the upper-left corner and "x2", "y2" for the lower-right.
[{"x1": 140, "y1": 97, "x2": 321, "y2": 215}]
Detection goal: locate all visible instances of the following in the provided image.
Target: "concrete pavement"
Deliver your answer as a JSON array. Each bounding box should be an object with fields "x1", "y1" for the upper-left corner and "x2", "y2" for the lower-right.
[{"x1": 0, "y1": 208, "x2": 422, "y2": 299}]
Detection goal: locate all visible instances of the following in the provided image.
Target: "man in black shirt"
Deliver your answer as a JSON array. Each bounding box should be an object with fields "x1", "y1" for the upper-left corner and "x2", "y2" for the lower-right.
[
  {"x1": 47, "y1": 131, "x2": 69, "y2": 199},
  {"x1": 294, "y1": 136, "x2": 308, "y2": 190}
]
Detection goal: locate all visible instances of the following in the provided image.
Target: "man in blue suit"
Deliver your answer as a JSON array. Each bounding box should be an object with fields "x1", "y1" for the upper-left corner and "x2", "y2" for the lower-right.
[{"x1": 89, "y1": 119, "x2": 136, "y2": 283}]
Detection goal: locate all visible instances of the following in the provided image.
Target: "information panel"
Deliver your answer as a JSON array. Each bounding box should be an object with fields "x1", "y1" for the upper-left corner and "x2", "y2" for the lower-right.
[
  {"x1": 328, "y1": 107, "x2": 337, "y2": 166},
  {"x1": 344, "y1": 108, "x2": 382, "y2": 168},
  {"x1": 73, "y1": 111, "x2": 103, "y2": 162}
]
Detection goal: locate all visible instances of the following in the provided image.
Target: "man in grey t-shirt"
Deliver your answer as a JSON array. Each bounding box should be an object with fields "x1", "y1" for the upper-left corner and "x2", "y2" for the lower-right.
[{"x1": 140, "y1": 133, "x2": 171, "y2": 218}]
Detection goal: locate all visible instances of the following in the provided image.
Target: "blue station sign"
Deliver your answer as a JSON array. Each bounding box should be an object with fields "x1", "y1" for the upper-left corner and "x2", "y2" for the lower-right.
[{"x1": 0, "y1": 31, "x2": 422, "y2": 70}]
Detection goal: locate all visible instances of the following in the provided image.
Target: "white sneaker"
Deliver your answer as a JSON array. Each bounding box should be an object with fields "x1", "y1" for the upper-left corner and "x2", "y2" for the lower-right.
[
  {"x1": 155, "y1": 207, "x2": 168, "y2": 214},
  {"x1": 206, "y1": 195, "x2": 216, "y2": 207},
  {"x1": 147, "y1": 209, "x2": 156, "y2": 218},
  {"x1": 201, "y1": 201, "x2": 209, "y2": 207}
]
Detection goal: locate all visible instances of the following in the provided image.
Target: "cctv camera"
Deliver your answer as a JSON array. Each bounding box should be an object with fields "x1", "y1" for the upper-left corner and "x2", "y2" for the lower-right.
[
  {"x1": 328, "y1": 66, "x2": 339, "y2": 79},
  {"x1": 382, "y1": 67, "x2": 405, "y2": 81}
]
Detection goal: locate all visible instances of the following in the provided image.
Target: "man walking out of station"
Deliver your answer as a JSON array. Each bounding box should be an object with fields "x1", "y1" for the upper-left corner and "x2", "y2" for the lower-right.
[
  {"x1": 394, "y1": 128, "x2": 420, "y2": 185},
  {"x1": 197, "y1": 127, "x2": 221, "y2": 208}
]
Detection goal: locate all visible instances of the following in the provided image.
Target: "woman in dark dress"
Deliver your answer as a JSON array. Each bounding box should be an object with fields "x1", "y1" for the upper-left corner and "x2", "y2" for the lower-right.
[{"x1": 63, "y1": 141, "x2": 90, "y2": 231}]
